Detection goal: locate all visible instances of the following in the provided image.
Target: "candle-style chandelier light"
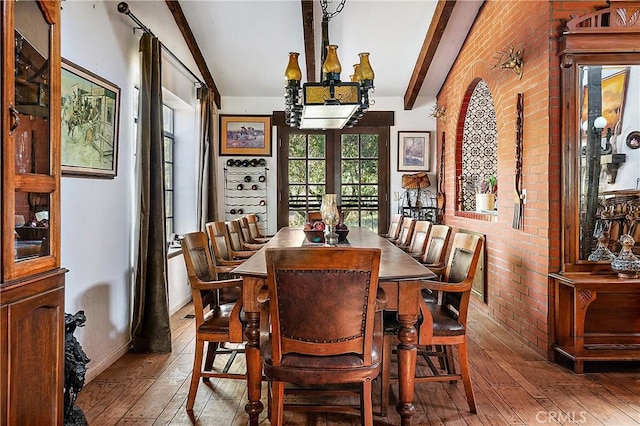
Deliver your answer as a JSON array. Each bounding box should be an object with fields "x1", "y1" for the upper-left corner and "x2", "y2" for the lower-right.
[{"x1": 284, "y1": 0, "x2": 374, "y2": 130}]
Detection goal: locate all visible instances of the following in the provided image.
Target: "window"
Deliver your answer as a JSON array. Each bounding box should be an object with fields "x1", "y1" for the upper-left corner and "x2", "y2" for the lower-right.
[
  {"x1": 163, "y1": 104, "x2": 174, "y2": 238},
  {"x1": 277, "y1": 127, "x2": 389, "y2": 232}
]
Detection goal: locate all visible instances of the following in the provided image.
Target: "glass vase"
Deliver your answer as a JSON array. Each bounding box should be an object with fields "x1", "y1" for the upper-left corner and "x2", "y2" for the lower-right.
[{"x1": 320, "y1": 194, "x2": 339, "y2": 246}]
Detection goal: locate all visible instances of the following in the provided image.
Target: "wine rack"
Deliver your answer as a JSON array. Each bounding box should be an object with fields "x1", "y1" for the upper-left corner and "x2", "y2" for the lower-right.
[{"x1": 224, "y1": 158, "x2": 268, "y2": 233}]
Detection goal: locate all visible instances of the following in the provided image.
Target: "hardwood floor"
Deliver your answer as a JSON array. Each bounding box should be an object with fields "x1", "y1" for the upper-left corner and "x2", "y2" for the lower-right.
[{"x1": 76, "y1": 299, "x2": 640, "y2": 425}]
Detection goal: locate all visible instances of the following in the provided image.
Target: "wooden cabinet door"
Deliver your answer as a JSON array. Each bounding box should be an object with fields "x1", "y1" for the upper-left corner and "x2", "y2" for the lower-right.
[
  {"x1": 5, "y1": 284, "x2": 65, "y2": 425},
  {"x1": 2, "y1": 0, "x2": 61, "y2": 281}
]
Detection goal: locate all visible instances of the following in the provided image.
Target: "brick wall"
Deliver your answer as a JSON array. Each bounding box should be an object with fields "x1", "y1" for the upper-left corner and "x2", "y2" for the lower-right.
[{"x1": 437, "y1": 0, "x2": 603, "y2": 355}]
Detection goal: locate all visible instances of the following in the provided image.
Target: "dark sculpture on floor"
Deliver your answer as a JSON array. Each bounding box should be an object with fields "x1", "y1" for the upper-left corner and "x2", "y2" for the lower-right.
[{"x1": 64, "y1": 311, "x2": 91, "y2": 426}]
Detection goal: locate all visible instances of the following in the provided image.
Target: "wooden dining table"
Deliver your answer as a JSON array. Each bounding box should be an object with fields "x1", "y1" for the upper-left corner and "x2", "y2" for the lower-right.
[{"x1": 232, "y1": 227, "x2": 436, "y2": 425}]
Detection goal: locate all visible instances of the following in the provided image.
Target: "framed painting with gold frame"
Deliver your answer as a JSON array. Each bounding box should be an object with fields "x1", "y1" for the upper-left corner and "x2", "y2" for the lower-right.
[
  {"x1": 580, "y1": 67, "x2": 629, "y2": 132},
  {"x1": 219, "y1": 115, "x2": 272, "y2": 156}
]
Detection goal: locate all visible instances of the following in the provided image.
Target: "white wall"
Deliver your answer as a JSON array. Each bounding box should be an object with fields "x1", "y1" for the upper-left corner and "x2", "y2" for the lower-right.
[
  {"x1": 61, "y1": 1, "x2": 437, "y2": 382},
  {"x1": 60, "y1": 0, "x2": 202, "y2": 381}
]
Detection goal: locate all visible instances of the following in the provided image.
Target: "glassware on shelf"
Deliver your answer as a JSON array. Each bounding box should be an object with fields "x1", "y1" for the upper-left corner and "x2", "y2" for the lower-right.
[
  {"x1": 16, "y1": 131, "x2": 29, "y2": 173},
  {"x1": 588, "y1": 231, "x2": 615, "y2": 261},
  {"x1": 611, "y1": 234, "x2": 640, "y2": 278},
  {"x1": 320, "y1": 194, "x2": 340, "y2": 246}
]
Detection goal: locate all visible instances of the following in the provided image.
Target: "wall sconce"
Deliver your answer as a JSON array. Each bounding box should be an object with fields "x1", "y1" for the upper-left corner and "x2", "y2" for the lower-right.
[
  {"x1": 430, "y1": 104, "x2": 446, "y2": 122},
  {"x1": 493, "y1": 46, "x2": 524, "y2": 79}
]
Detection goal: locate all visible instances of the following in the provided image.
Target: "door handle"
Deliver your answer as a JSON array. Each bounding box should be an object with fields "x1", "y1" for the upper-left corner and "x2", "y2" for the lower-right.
[{"x1": 9, "y1": 104, "x2": 20, "y2": 132}]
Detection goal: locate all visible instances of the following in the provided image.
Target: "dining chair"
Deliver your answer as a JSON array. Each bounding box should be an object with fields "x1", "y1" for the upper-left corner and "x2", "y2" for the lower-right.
[
  {"x1": 180, "y1": 231, "x2": 246, "y2": 412},
  {"x1": 420, "y1": 224, "x2": 452, "y2": 278},
  {"x1": 263, "y1": 247, "x2": 383, "y2": 425},
  {"x1": 225, "y1": 220, "x2": 258, "y2": 259},
  {"x1": 394, "y1": 217, "x2": 416, "y2": 247},
  {"x1": 239, "y1": 216, "x2": 268, "y2": 247},
  {"x1": 205, "y1": 221, "x2": 246, "y2": 268},
  {"x1": 381, "y1": 213, "x2": 403, "y2": 241},
  {"x1": 245, "y1": 213, "x2": 271, "y2": 242},
  {"x1": 381, "y1": 232, "x2": 483, "y2": 415},
  {"x1": 399, "y1": 220, "x2": 432, "y2": 259}
]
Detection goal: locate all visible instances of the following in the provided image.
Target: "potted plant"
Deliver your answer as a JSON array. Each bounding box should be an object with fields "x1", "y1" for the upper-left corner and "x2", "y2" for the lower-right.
[{"x1": 475, "y1": 175, "x2": 497, "y2": 212}]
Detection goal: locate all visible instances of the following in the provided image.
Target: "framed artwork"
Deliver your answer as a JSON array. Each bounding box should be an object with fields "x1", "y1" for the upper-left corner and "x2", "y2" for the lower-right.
[
  {"x1": 397, "y1": 131, "x2": 431, "y2": 171},
  {"x1": 219, "y1": 115, "x2": 272, "y2": 156},
  {"x1": 581, "y1": 67, "x2": 628, "y2": 133},
  {"x1": 61, "y1": 58, "x2": 120, "y2": 178}
]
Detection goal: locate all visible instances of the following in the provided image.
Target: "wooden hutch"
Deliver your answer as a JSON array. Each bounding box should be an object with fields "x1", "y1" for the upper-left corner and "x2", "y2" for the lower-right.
[
  {"x1": 551, "y1": 0, "x2": 640, "y2": 373},
  {"x1": 1, "y1": 0, "x2": 66, "y2": 423}
]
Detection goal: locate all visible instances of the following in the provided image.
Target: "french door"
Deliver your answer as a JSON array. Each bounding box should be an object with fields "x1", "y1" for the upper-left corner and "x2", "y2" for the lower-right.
[{"x1": 276, "y1": 127, "x2": 389, "y2": 233}]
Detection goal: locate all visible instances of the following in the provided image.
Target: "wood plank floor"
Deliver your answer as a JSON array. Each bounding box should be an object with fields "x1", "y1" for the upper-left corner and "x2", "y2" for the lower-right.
[{"x1": 76, "y1": 299, "x2": 640, "y2": 425}]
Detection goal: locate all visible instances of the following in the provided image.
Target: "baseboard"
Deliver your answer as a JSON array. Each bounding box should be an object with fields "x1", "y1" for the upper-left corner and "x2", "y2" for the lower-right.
[
  {"x1": 170, "y1": 295, "x2": 193, "y2": 317},
  {"x1": 84, "y1": 341, "x2": 132, "y2": 384},
  {"x1": 83, "y1": 297, "x2": 191, "y2": 384}
]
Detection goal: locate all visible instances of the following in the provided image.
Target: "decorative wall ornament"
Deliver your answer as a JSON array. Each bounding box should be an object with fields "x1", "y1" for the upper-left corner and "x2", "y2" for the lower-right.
[
  {"x1": 513, "y1": 93, "x2": 524, "y2": 229},
  {"x1": 430, "y1": 104, "x2": 446, "y2": 122},
  {"x1": 492, "y1": 46, "x2": 524, "y2": 79}
]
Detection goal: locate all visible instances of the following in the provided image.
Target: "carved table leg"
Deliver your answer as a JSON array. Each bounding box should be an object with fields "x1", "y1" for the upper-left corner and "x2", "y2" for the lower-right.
[
  {"x1": 396, "y1": 313, "x2": 418, "y2": 425},
  {"x1": 242, "y1": 271, "x2": 264, "y2": 426},
  {"x1": 244, "y1": 310, "x2": 263, "y2": 424},
  {"x1": 394, "y1": 280, "x2": 421, "y2": 425}
]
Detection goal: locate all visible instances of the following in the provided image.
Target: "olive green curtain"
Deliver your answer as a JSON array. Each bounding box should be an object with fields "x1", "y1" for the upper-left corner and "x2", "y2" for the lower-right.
[
  {"x1": 131, "y1": 33, "x2": 172, "y2": 353},
  {"x1": 197, "y1": 87, "x2": 218, "y2": 229}
]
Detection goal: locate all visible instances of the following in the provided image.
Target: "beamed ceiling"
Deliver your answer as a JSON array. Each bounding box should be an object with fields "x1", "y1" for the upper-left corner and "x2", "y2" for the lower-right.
[{"x1": 153, "y1": 1, "x2": 484, "y2": 110}]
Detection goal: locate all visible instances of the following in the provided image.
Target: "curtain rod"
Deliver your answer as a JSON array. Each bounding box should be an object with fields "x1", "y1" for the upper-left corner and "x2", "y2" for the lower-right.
[{"x1": 117, "y1": 2, "x2": 206, "y2": 88}]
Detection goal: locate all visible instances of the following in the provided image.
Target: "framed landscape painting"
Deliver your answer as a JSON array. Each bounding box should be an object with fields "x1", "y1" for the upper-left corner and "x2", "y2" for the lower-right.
[
  {"x1": 398, "y1": 131, "x2": 431, "y2": 171},
  {"x1": 61, "y1": 58, "x2": 120, "y2": 178},
  {"x1": 220, "y1": 115, "x2": 271, "y2": 156}
]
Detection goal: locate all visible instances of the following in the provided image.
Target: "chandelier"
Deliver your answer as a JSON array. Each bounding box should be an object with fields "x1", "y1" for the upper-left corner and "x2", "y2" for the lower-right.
[{"x1": 284, "y1": 0, "x2": 374, "y2": 130}]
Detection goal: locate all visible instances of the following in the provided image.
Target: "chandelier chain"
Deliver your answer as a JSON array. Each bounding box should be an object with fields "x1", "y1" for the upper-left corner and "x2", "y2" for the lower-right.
[{"x1": 321, "y1": 0, "x2": 346, "y2": 20}]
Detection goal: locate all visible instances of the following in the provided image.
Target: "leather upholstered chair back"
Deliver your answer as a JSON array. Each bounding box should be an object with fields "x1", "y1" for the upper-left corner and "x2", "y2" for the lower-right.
[
  {"x1": 403, "y1": 220, "x2": 432, "y2": 257},
  {"x1": 206, "y1": 221, "x2": 236, "y2": 264},
  {"x1": 263, "y1": 247, "x2": 382, "y2": 425},
  {"x1": 383, "y1": 213, "x2": 403, "y2": 240},
  {"x1": 421, "y1": 224, "x2": 452, "y2": 269}
]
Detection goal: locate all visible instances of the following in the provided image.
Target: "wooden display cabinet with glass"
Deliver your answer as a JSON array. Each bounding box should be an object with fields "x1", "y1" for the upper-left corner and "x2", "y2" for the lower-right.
[
  {"x1": 1, "y1": 0, "x2": 66, "y2": 423},
  {"x1": 551, "y1": 0, "x2": 640, "y2": 373}
]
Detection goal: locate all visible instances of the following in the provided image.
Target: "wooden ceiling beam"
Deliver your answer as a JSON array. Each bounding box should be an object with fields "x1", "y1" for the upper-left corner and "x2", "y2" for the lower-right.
[
  {"x1": 165, "y1": 0, "x2": 221, "y2": 108},
  {"x1": 404, "y1": 0, "x2": 456, "y2": 110},
  {"x1": 301, "y1": 0, "x2": 316, "y2": 83}
]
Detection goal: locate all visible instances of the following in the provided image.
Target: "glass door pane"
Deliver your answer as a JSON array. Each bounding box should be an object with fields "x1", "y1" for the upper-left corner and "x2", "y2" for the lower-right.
[
  {"x1": 340, "y1": 133, "x2": 379, "y2": 232},
  {"x1": 287, "y1": 134, "x2": 326, "y2": 226},
  {"x1": 12, "y1": 0, "x2": 53, "y2": 265}
]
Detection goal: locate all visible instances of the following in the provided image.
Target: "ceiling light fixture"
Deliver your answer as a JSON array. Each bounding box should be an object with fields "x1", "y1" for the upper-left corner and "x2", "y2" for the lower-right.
[{"x1": 284, "y1": 0, "x2": 374, "y2": 130}]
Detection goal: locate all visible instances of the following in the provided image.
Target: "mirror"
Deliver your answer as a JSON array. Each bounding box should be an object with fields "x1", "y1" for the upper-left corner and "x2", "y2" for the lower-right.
[
  {"x1": 559, "y1": 1, "x2": 640, "y2": 270},
  {"x1": 578, "y1": 64, "x2": 640, "y2": 261}
]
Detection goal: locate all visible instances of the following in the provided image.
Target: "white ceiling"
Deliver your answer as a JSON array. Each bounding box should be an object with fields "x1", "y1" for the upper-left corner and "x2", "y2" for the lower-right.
[{"x1": 132, "y1": 0, "x2": 484, "y2": 104}]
